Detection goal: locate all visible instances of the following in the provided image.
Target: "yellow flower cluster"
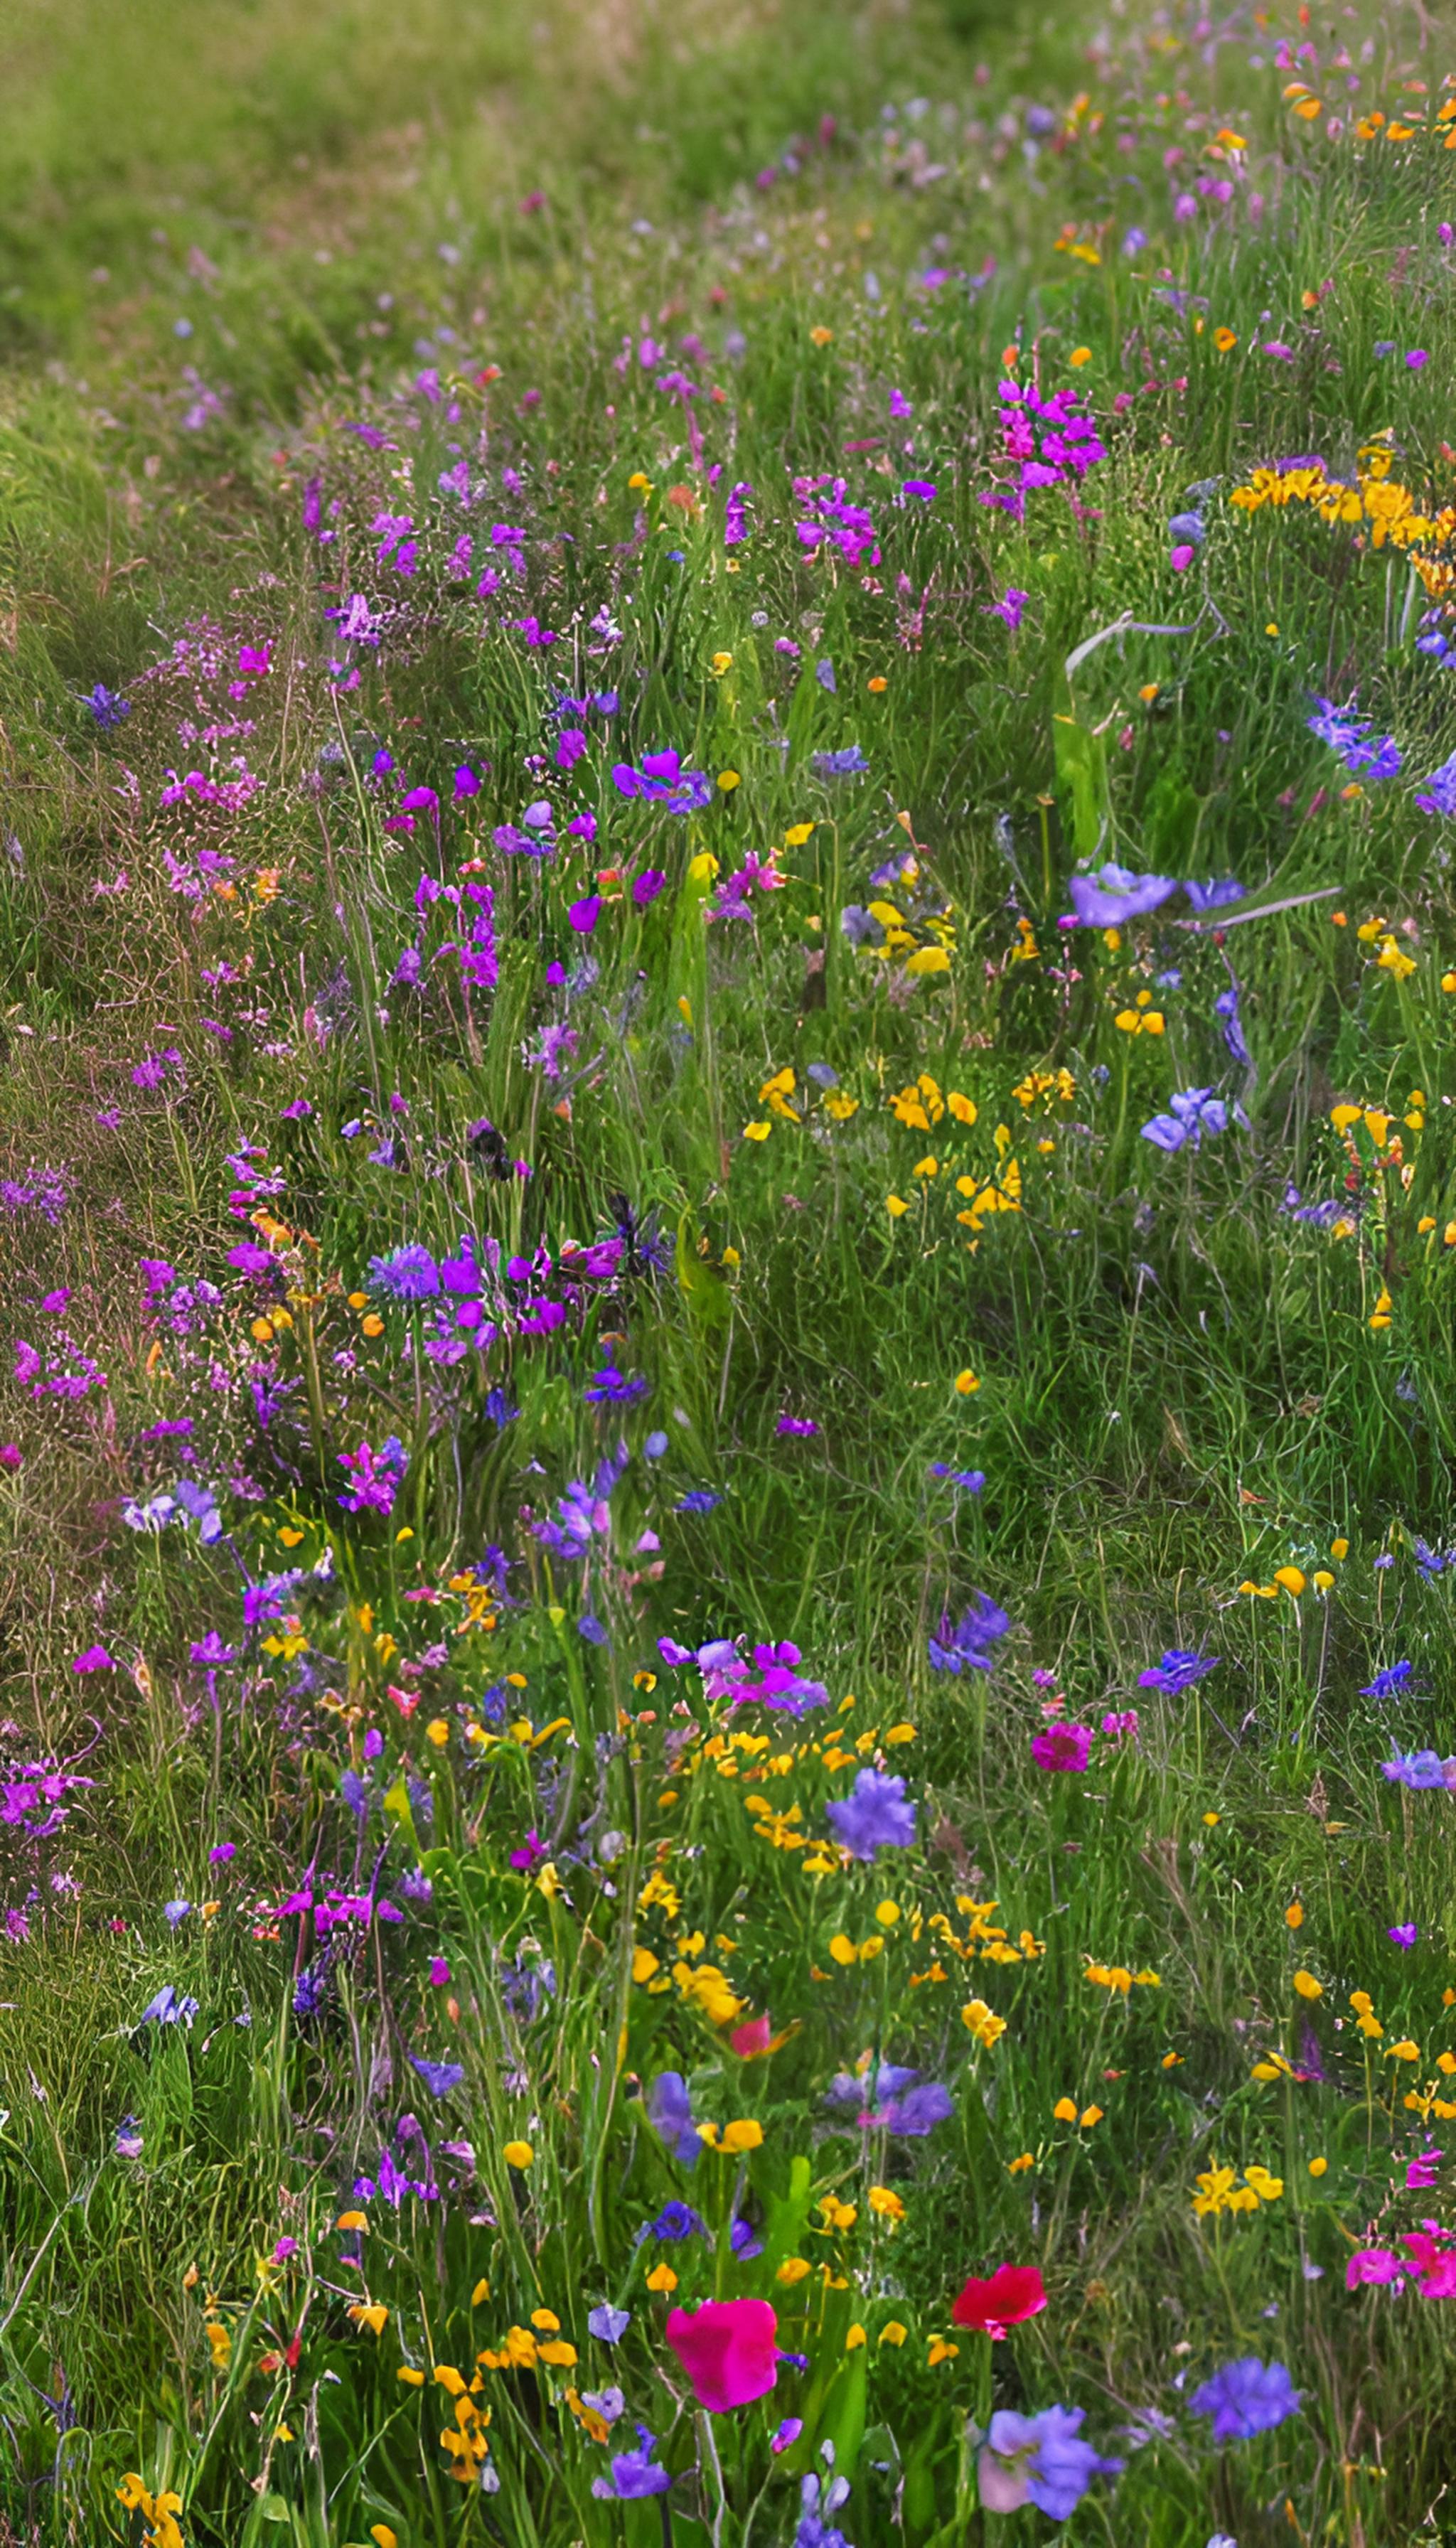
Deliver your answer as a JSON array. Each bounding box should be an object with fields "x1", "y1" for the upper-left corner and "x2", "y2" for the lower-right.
[
  {"x1": 1231, "y1": 446, "x2": 1456, "y2": 598},
  {"x1": 1192, "y1": 2160, "x2": 1283, "y2": 2217},
  {"x1": 117, "y1": 2479, "x2": 185, "y2": 2548}
]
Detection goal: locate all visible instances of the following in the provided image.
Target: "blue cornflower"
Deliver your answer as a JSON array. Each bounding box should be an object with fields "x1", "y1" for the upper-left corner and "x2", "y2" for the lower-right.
[
  {"x1": 675, "y1": 1489, "x2": 722, "y2": 1512},
  {"x1": 367, "y1": 1244, "x2": 440, "y2": 1300},
  {"x1": 810, "y1": 744, "x2": 869, "y2": 778},
  {"x1": 589, "y1": 2304, "x2": 631, "y2": 2343},
  {"x1": 928, "y1": 1592, "x2": 1011, "y2": 1674},
  {"x1": 1138, "y1": 1649, "x2": 1219, "y2": 1693},
  {"x1": 1189, "y1": 2357, "x2": 1301, "y2": 2444},
  {"x1": 1362, "y1": 1659, "x2": 1413, "y2": 1698},
  {"x1": 930, "y1": 1463, "x2": 985, "y2": 1494},
  {"x1": 825, "y1": 1767, "x2": 916, "y2": 1861}
]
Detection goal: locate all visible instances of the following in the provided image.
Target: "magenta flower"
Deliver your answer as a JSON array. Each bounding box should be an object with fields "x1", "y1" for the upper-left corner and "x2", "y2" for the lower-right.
[
  {"x1": 665, "y1": 2298, "x2": 778, "y2": 2412},
  {"x1": 1031, "y1": 1723, "x2": 1093, "y2": 1773}
]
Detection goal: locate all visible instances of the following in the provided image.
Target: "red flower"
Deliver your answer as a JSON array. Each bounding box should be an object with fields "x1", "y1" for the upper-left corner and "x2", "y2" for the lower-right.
[
  {"x1": 950, "y1": 2264, "x2": 1047, "y2": 2340},
  {"x1": 665, "y1": 2298, "x2": 778, "y2": 2411}
]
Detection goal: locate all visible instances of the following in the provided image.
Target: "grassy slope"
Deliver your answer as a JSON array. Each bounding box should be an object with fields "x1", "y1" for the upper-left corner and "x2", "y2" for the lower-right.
[{"x1": 3, "y1": 0, "x2": 1456, "y2": 2541}]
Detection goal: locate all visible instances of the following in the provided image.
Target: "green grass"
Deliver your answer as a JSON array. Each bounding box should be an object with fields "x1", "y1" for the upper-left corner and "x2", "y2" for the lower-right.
[{"x1": 6, "y1": 0, "x2": 1456, "y2": 2542}]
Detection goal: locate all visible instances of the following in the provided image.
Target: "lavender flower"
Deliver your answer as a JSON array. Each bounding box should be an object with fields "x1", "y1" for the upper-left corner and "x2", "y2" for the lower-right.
[
  {"x1": 1138, "y1": 1649, "x2": 1218, "y2": 1693},
  {"x1": 1190, "y1": 2358, "x2": 1300, "y2": 2443},
  {"x1": 825, "y1": 1768, "x2": 916, "y2": 1861},
  {"x1": 928, "y1": 1594, "x2": 1011, "y2": 1674}
]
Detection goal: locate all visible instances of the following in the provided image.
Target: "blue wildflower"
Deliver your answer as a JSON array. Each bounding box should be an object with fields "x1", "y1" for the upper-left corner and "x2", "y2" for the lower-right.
[
  {"x1": 1066, "y1": 863, "x2": 1177, "y2": 928},
  {"x1": 1214, "y1": 983, "x2": 1250, "y2": 1066},
  {"x1": 87, "y1": 683, "x2": 131, "y2": 729},
  {"x1": 675, "y1": 1489, "x2": 722, "y2": 1512},
  {"x1": 644, "y1": 2200, "x2": 706, "y2": 2242},
  {"x1": 1189, "y1": 2357, "x2": 1301, "y2": 2444},
  {"x1": 410, "y1": 2056, "x2": 466, "y2": 2097},
  {"x1": 978, "y1": 2405, "x2": 1123, "y2": 2519},
  {"x1": 1138, "y1": 1649, "x2": 1219, "y2": 1693},
  {"x1": 583, "y1": 1359, "x2": 648, "y2": 1404},
  {"x1": 1140, "y1": 1088, "x2": 1231, "y2": 1154},
  {"x1": 1361, "y1": 1659, "x2": 1414, "y2": 1698},
  {"x1": 367, "y1": 1245, "x2": 440, "y2": 1300},
  {"x1": 810, "y1": 744, "x2": 869, "y2": 778},
  {"x1": 1383, "y1": 1752, "x2": 1452, "y2": 1789},
  {"x1": 825, "y1": 1767, "x2": 917, "y2": 1861},
  {"x1": 930, "y1": 1463, "x2": 985, "y2": 1493},
  {"x1": 591, "y1": 2426, "x2": 673, "y2": 2500},
  {"x1": 589, "y1": 2304, "x2": 631, "y2": 2343},
  {"x1": 136, "y1": 1986, "x2": 198, "y2": 2030},
  {"x1": 928, "y1": 1593, "x2": 1011, "y2": 1674},
  {"x1": 646, "y1": 2070, "x2": 700, "y2": 2168}
]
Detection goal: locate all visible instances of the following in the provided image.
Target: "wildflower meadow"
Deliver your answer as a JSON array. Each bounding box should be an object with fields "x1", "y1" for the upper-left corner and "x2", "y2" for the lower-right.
[{"x1": 7, "y1": 0, "x2": 1456, "y2": 2535}]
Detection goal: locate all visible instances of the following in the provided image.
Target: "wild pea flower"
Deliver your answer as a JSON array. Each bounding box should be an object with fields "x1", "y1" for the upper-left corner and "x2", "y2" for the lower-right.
[
  {"x1": 1032, "y1": 1722, "x2": 1093, "y2": 1772},
  {"x1": 977, "y1": 2406, "x2": 1123, "y2": 2518},
  {"x1": 986, "y1": 587, "x2": 1028, "y2": 630},
  {"x1": 951, "y1": 2264, "x2": 1047, "y2": 2338},
  {"x1": 703, "y1": 1640, "x2": 830, "y2": 1713},
  {"x1": 1389, "y1": 1922, "x2": 1419, "y2": 1949},
  {"x1": 592, "y1": 2426, "x2": 673, "y2": 2499},
  {"x1": 665, "y1": 2298, "x2": 778, "y2": 2412},
  {"x1": 826, "y1": 1768, "x2": 916, "y2": 1860},
  {"x1": 647, "y1": 2071, "x2": 700, "y2": 2168},
  {"x1": 337, "y1": 1437, "x2": 409, "y2": 1517},
  {"x1": 589, "y1": 2304, "x2": 631, "y2": 2343},
  {"x1": 1363, "y1": 1660, "x2": 1414, "y2": 1698},
  {"x1": 795, "y1": 2467, "x2": 852, "y2": 2548},
  {"x1": 1190, "y1": 2358, "x2": 1300, "y2": 2443},
  {"x1": 1139, "y1": 1649, "x2": 1218, "y2": 1693},
  {"x1": 611, "y1": 751, "x2": 711, "y2": 813},
  {"x1": 1141, "y1": 1089, "x2": 1233, "y2": 1154},
  {"x1": 724, "y1": 480, "x2": 753, "y2": 544},
  {"x1": 583, "y1": 1358, "x2": 648, "y2": 1404},
  {"x1": 714, "y1": 852, "x2": 785, "y2": 919},
  {"x1": 928, "y1": 1594, "x2": 1010, "y2": 1675}
]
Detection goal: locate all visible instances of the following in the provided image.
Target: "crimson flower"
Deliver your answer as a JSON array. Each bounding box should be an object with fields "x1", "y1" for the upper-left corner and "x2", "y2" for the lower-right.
[
  {"x1": 665, "y1": 2298, "x2": 778, "y2": 2410},
  {"x1": 950, "y1": 2263, "x2": 1047, "y2": 2339}
]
